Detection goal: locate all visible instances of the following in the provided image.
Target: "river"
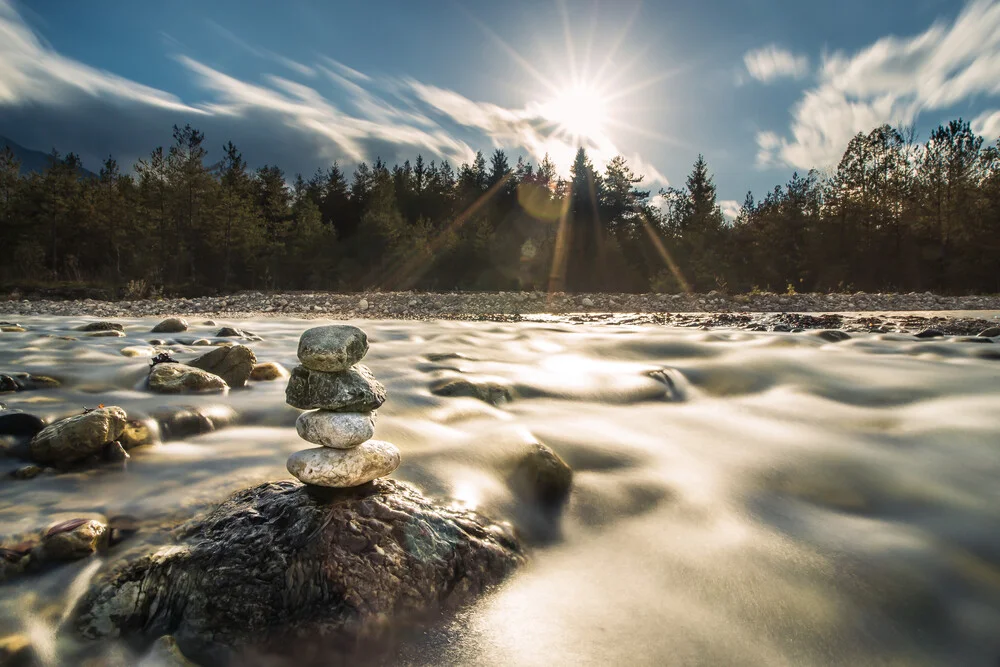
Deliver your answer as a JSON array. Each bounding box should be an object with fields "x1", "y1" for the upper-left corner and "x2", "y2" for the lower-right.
[{"x1": 2, "y1": 316, "x2": 1000, "y2": 666}]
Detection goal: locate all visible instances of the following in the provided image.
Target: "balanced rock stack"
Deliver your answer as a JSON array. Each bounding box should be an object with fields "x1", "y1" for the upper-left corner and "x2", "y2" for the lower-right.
[{"x1": 284, "y1": 325, "x2": 400, "y2": 487}]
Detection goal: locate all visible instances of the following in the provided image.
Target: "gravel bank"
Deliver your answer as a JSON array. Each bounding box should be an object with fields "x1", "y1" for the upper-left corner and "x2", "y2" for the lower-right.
[{"x1": 2, "y1": 290, "x2": 1000, "y2": 320}]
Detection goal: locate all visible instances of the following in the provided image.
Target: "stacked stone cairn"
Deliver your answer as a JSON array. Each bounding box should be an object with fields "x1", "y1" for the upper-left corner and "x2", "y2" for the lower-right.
[{"x1": 284, "y1": 325, "x2": 400, "y2": 487}]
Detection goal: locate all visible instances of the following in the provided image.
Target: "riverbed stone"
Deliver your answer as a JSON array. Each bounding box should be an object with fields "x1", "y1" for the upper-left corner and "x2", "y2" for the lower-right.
[
  {"x1": 0, "y1": 409, "x2": 45, "y2": 438},
  {"x1": 295, "y1": 410, "x2": 376, "y2": 449},
  {"x1": 915, "y1": 328, "x2": 945, "y2": 339},
  {"x1": 76, "y1": 321, "x2": 124, "y2": 333},
  {"x1": 297, "y1": 325, "x2": 369, "y2": 372},
  {"x1": 285, "y1": 364, "x2": 386, "y2": 411},
  {"x1": 507, "y1": 442, "x2": 573, "y2": 511},
  {"x1": 188, "y1": 344, "x2": 256, "y2": 388},
  {"x1": 10, "y1": 464, "x2": 42, "y2": 480},
  {"x1": 216, "y1": 326, "x2": 262, "y2": 341},
  {"x1": 978, "y1": 327, "x2": 1000, "y2": 337},
  {"x1": 148, "y1": 363, "x2": 228, "y2": 394},
  {"x1": 76, "y1": 478, "x2": 522, "y2": 663},
  {"x1": 287, "y1": 441, "x2": 400, "y2": 487},
  {"x1": 249, "y1": 361, "x2": 289, "y2": 381},
  {"x1": 28, "y1": 406, "x2": 128, "y2": 466},
  {"x1": 34, "y1": 518, "x2": 108, "y2": 562},
  {"x1": 429, "y1": 377, "x2": 512, "y2": 406},
  {"x1": 152, "y1": 317, "x2": 189, "y2": 333},
  {"x1": 87, "y1": 330, "x2": 126, "y2": 338}
]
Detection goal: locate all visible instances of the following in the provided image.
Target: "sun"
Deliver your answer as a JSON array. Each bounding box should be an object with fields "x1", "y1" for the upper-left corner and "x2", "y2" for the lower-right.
[{"x1": 541, "y1": 83, "x2": 610, "y2": 142}]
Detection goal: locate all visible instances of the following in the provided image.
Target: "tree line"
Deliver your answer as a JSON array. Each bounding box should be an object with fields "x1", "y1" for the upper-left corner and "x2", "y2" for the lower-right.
[{"x1": 1, "y1": 119, "x2": 998, "y2": 296}]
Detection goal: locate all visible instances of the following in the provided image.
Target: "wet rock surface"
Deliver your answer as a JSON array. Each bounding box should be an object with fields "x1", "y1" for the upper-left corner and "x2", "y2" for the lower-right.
[
  {"x1": 151, "y1": 317, "x2": 189, "y2": 334},
  {"x1": 147, "y1": 363, "x2": 228, "y2": 394},
  {"x1": 28, "y1": 407, "x2": 128, "y2": 466},
  {"x1": 250, "y1": 361, "x2": 289, "y2": 381},
  {"x1": 285, "y1": 364, "x2": 386, "y2": 411},
  {"x1": 295, "y1": 409, "x2": 376, "y2": 448},
  {"x1": 76, "y1": 478, "x2": 524, "y2": 663},
  {"x1": 188, "y1": 344, "x2": 256, "y2": 389},
  {"x1": 429, "y1": 377, "x2": 513, "y2": 406}
]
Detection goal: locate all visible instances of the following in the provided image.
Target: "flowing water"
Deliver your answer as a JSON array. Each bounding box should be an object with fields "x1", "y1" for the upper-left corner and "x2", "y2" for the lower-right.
[{"x1": 2, "y1": 316, "x2": 1000, "y2": 666}]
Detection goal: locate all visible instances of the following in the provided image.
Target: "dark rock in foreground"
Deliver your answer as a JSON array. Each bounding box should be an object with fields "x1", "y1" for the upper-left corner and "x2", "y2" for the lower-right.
[
  {"x1": 76, "y1": 478, "x2": 523, "y2": 663},
  {"x1": 188, "y1": 344, "x2": 256, "y2": 388}
]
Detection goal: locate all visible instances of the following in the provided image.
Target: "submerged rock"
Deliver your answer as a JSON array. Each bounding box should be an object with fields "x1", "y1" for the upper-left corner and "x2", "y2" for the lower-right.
[
  {"x1": 429, "y1": 377, "x2": 513, "y2": 406},
  {"x1": 215, "y1": 326, "x2": 262, "y2": 341},
  {"x1": 76, "y1": 321, "x2": 124, "y2": 333},
  {"x1": 28, "y1": 407, "x2": 128, "y2": 466},
  {"x1": 286, "y1": 441, "x2": 400, "y2": 487},
  {"x1": 188, "y1": 344, "x2": 256, "y2": 389},
  {"x1": 149, "y1": 405, "x2": 237, "y2": 441},
  {"x1": 812, "y1": 329, "x2": 851, "y2": 343},
  {"x1": 76, "y1": 479, "x2": 523, "y2": 662},
  {"x1": 249, "y1": 361, "x2": 289, "y2": 381},
  {"x1": 507, "y1": 443, "x2": 573, "y2": 511},
  {"x1": 152, "y1": 317, "x2": 189, "y2": 334},
  {"x1": 9, "y1": 464, "x2": 42, "y2": 480},
  {"x1": 35, "y1": 518, "x2": 109, "y2": 562},
  {"x1": 977, "y1": 327, "x2": 1000, "y2": 337},
  {"x1": 148, "y1": 363, "x2": 228, "y2": 394},
  {"x1": 915, "y1": 328, "x2": 945, "y2": 339},
  {"x1": 0, "y1": 409, "x2": 45, "y2": 439},
  {"x1": 285, "y1": 364, "x2": 386, "y2": 411},
  {"x1": 295, "y1": 410, "x2": 376, "y2": 449},
  {"x1": 87, "y1": 330, "x2": 126, "y2": 338},
  {"x1": 297, "y1": 324, "x2": 369, "y2": 372},
  {"x1": 141, "y1": 635, "x2": 198, "y2": 666},
  {"x1": 0, "y1": 373, "x2": 61, "y2": 392}
]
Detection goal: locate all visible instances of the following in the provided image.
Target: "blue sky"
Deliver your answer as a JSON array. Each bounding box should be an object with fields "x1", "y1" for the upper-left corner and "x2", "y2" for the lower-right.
[{"x1": 2, "y1": 0, "x2": 1000, "y2": 216}]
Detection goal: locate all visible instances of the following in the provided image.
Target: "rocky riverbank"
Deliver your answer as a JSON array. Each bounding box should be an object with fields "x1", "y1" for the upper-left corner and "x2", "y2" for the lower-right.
[{"x1": 3, "y1": 290, "x2": 1000, "y2": 320}]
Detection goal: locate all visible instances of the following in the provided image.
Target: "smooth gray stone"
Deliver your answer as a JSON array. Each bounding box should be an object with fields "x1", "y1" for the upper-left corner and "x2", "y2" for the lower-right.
[
  {"x1": 148, "y1": 363, "x2": 228, "y2": 394},
  {"x1": 295, "y1": 410, "x2": 375, "y2": 449},
  {"x1": 189, "y1": 345, "x2": 256, "y2": 388},
  {"x1": 285, "y1": 364, "x2": 385, "y2": 412},
  {"x1": 29, "y1": 407, "x2": 128, "y2": 465},
  {"x1": 297, "y1": 325, "x2": 369, "y2": 372}
]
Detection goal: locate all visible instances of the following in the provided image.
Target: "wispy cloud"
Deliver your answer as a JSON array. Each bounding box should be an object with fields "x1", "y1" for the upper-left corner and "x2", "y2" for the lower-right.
[
  {"x1": 758, "y1": 0, "x2": 1000, "y2": 170},
  {"x1": 0, "y1": 0, "x2": 669, "y2": 186},
  {"x1": 0, "y1": 0, "x2": 198, "y2": 113},
  {"x1": 743, "y1": 45, "x2": 809, "y2": 83},
  {"x1": 719, "y1": 199, "x2": 741, "y2": 221}
]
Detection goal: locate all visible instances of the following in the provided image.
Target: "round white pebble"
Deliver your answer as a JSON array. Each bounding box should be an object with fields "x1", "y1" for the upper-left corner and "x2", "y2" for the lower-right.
[{"x1": 295, "y1": 410, "x2": 375, "y2": 449}]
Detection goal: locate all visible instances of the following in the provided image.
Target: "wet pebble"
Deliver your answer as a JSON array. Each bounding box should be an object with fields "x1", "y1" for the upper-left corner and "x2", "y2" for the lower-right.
[
  {"x1": 286, "y1": 441, "x2": 400, "y2": 487},
  {"x1": 151, "y1": 317, "x2": 189, "y2": 333}
]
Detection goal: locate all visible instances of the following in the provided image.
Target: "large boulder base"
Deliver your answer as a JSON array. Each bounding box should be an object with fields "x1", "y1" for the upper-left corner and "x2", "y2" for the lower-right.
[
  {"x1": 28, "y1": 406, "x2": 128, "y2": 465},
  {"x1": 76, "y1": 479, "x2": 523, "y2": 663},
  {"x1": 188, "y1": 344, "x2": 256, "y2": 388},
  {"x1": 297, "y1": 325, "x2": 369, "y2": 372},
  {"x1": 285, "y1": 364, "x2": 386, "y2": 411}
]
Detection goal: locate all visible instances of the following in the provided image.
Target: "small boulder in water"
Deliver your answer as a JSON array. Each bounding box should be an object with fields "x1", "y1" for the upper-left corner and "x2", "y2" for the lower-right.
[
  {"x1": 76, "y1": 321, "x2": 124, "y2": 333},
  {"x1": 152, "y1": 317, "x2": 189, "y2": 333},
  {"x1": 286, "y1": 441, "x2": 400, "y2": 487},
  {"x1": 285, "y1": 364, "x2": 386, "y2": 411},
  {"x1": 0, "y1": 409, "x2": 45, "y2": 438},
  {"x1": 188, "y1": 344, "x2": 256, "y2": 388},
  {"x1": 87, "y1": 330, "x2": 125, "y2": 338},
  {"x1": 812, "y1": 329, "x2": 851, "y2": 343},
  {"x1": 977, "y1": 327, "x2": 1000, "y2": 337},
  {"x1": 297, "y1": 325, "x2": 369, "y2": 372},
  {"x1": 9, "y1": 465, "x2": 43, "y2": 480},
  {"x1": 429, "y1": 377, "x2": 512, "y2": 406},
  {"x1": 915, "y1": 329, "x2": 945, "y2": 339},
  {"x1": 148, "y1": 363, "x2": 228, "y2": 394},
  {"x1": 28, "y1": 407, "x2": 128, "y2": 466},
  {"x1": 249, "y1": 362, "x2": 289, "y2": 381},
  {"x1": 216, "y1": 326, "x2": 262, "y2": 341},
  {"x1": 0, "y1": 373, "x2": 61, "y2": 392},
  {"x1": 507, "y1": 442, "x2": 573, "y2": 511},
  {"x1": 149, "y1": 405, "x2": 237, "y2": 441},
  {"x1": 34, "y1": 518, "x2": 108, "y2": 562}
]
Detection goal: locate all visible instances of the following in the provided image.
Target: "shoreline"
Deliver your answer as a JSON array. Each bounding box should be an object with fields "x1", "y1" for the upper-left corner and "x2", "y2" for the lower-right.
[{"x1": 2, "y1": 290, "x2": 1000, "y2": 320}]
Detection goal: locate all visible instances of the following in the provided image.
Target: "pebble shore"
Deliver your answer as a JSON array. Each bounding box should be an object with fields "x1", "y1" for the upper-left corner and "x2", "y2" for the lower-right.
[{"x1": 2, "y1": 290, "x2": 1000, "y2": 320}]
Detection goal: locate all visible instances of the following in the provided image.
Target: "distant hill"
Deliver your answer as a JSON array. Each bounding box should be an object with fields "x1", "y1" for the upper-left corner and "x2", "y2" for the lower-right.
[{"x1": 0, "y1": 134, "x2": 96, "y2": 178}]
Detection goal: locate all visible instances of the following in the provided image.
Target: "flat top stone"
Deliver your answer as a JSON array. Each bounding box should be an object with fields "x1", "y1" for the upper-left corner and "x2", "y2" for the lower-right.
[
  {"x1": 285, "y1": 364, "x2": 386, "y2": 412},
  {"x1": 297, "y1": 325, "x2": 369, "y2": 372},
  {"x1": 286, "y1": 441, "x2": 400, "y2": 488}
]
